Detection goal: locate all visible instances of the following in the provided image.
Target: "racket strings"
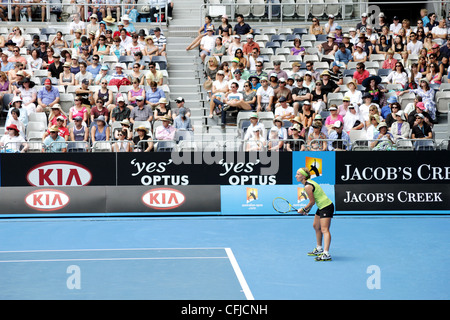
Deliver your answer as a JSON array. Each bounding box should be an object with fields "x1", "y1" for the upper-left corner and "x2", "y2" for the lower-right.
[{"x1": 273, "y1": 198, "x2": 292, "y2": 213}]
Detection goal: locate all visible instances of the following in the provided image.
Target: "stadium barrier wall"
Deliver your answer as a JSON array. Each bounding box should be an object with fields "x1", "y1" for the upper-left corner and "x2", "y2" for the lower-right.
[
  {"x1": 0, "y1": 151, "x2": 449, "y2": 217},
  {"x1": 0, "y1": 185, "x2": 221, "y2": 217}
]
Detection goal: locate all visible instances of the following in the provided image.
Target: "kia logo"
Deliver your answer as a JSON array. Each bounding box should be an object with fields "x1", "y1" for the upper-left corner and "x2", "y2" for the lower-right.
[
  {"x1": 25, "y1": 189, "x2": 70, "y2": 211},
  {"x1": 27, "y1": 161, "x2": 92, "y2": 187},
  {"x1": 142, "y1": 188, "x2": 185, "y2": 209}
]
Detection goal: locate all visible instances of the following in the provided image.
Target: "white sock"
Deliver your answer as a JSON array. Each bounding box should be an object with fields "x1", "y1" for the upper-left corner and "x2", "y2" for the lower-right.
[
  {"x1": 317, "y1": 246, "x2": 323, "y2": 251},
  {"x1": 323, "y1": 250, "x2": 329, "y2": 255}
]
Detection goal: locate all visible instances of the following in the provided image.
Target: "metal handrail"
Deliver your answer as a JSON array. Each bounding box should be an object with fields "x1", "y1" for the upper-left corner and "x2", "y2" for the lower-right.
[
  {"x1": 3, "y1": 1, "x2": 168, "y2": 27},
  {"x1": 203, "y1": 0, "x2": 448, "y2": 25}
]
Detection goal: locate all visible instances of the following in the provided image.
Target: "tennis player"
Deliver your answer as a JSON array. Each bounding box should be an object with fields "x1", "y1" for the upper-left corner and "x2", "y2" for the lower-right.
[{"x1": 296, "y1": 167, "x2": 334, "y2": 261}]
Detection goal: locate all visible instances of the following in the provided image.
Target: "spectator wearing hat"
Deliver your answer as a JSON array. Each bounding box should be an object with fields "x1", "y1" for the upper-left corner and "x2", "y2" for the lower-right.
[
  {"x1": 198, "y1": 26, "x2": 216, "y2": 62},
  {"x1": 1, "y1": 51, "x2": 14, "y2": 72},
  {"x1": 356, "y1": 13, "x2": 370, "y2": 35},
  {"x1": 4, "y1": 106, "x2": 25, "y2": 138},
  {"x1": 208, "y1": 70, "x2": 229, "y2": 117},
  {"x1": 6, "y1": 96, "x2": 28, "y2": 126},
  {"x1": 274, "y1": 77, "x2": 292, "y2": 105},
  {"x1": 42, "y1": 125, "x2": 67, "y2": 153},
  {"x1": 94, "y1": 65, "x2": 111, "y2": 85},
  {"x1": 325, "y1": 15, "x2": 339, "y2": 35},
  {"x1": 130, "y1": 95, "x2": 154, "y2": 124},
  {"x1": 16, "y1": 77, "x2": 37, "y2": 116},
  {"x1": 37, "y1": 78, "x2": 60, "y2": 113},
  {"x1": 380, "y1": 95, "x2": 398, "y2": 119},
  {"x1": 272, "y1": 60, "x2": 289, "y2": 81},
  {"x1": 328, "y1": 120, "x2": 351, "y2": 151},
  {"x1": 274, "y1": 96, "x2": 294, "y2": 120},
  {"x1": 246, "y1": 126, "x2": 266, "y2": 151},
  {"x1": 390, "y1": 110, "x2": 410, "y2": 141},
  {"x1": 406, "y1": 101, "x2": 433, "y2": 128},
  {"x1": 48, "y1": 103, "x2": 67, "y2": 128},
  {"x1": 173, "y1": 106, "x2": 193, "y2": 131},
  {"x1": 243, "y1": 112, "x2": 265, "y2": 141},
  {"x1": 154, "y1": 97, "x2": 171, "y2": 121},
  {"x1": 155, "y1": 115, "x2": 176, "y2": 142},
  {"x1": 411, "y1": 113, "x2": 434, "y2": 149},
  {"x1": 307, "y1": 120, "x2": 327, "y2": 151},
  {"x1": 243, "y1": 34, "x2": 260, "y2": 55},
  {"x1": 291, "y1": 77, "x2": 311, "y2": 115},
  {"x1": 344, "y1": 79, "x2": 362, "y2": 105},
  {"x1": 390, "y1": 16, "x2": 402, "y2": 37},
  {"x1": 132, "y1": 125, "x2": 153, "y2": 152},
  {"x1": 269, "y1": 116, "x2": 288, "y2": 151},
  {"x1": 172, "y1": 97, "x2": 191, "y2": 120},
  {"x1": 111, "y1": 96, "x2": 131, "y2": 123},
  {"x1": 317, "y1": 34, "x2": 338, "y2": 56},
  {"x1": 334, "y1": 43, "x2": 353, "y2": 69},
  {"x1": 1, "y1": 123, "x2": 28, "y2": 152},
  {"x1": 256, "y1": 76, "x2": 274, "y2": 112},
  {"x1": 353, "y1": 42, "x2": 367, "y2": 63},
  {"x1": 69, "y1": 115, "x2": 89, "y2": 151},
  {"x1": 370, "y1": 122, "x2": 395, "y2": 150},
  {"x1": 75, "y1": 78, "x2": 95, "y2": 112},
  {"x1": 91, "y1": 115, "x2": 110, "y2": 143},
  {"x1": 400, "y1": 78, "x2": 437, "y2": 120},
  {"x1": 44, "y1": 112, "x2": 69, "y2": 142},
  {"x1": 286, "y1": 123, "x2": 306, "y2": 151},
  {"x1": 324, "y1": 104, "x2": 343, "y2": 132},
  {"x1": 343, "y1": 103, "x2": 364, "y2": 134}
]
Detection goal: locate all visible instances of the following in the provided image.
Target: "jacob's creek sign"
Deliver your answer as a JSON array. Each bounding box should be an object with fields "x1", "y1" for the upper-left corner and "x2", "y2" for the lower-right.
[{"x1": 336, "y1": 151, "x2": 450, "y2": 184}]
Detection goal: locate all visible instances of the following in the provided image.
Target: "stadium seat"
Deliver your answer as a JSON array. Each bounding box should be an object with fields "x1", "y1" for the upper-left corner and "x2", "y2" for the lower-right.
[{"x1": 236, "y1": 0, "x2": 252, "y2": 17}]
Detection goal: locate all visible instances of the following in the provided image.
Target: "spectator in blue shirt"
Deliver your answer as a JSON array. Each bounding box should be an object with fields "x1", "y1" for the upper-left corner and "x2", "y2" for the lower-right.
[
  {"x1": 37, "y1": 78, "x2": 60, "y2": 113},
  {"x1": 333, "y1": 43, "x2": 353, "y2": 69},
  {"x1": 145, "y1": 81, "x2": 166, "y2": 109},
  {"x1": 380, "y1": 95, "x2": 397, "y2": 119},
  {"x1": 0, "y1": 51, "x2": 14, "y2": 72}
]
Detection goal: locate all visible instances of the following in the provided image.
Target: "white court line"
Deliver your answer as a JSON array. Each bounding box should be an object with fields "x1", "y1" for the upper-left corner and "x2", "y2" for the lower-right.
[
  {"x1": 225, "y1": 248, "x2": 254, "y2": 300},
  {"x1": 0, "y1": 247, "x2": 254, "y2": 300},
  {"x1": 0, "y1": 257, "x2": 228, "y2": 263}
]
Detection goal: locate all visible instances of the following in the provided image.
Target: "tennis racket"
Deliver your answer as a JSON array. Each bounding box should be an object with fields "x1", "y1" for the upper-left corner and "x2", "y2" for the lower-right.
[{"x1": 272, "y1": 197, "x2": 300, "y2": 213}]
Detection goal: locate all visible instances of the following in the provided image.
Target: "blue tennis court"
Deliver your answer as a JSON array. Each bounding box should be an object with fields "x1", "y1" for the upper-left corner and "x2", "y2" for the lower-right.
[{"x1": 0, "y1": 214, "x2": 448, "y2": 300}]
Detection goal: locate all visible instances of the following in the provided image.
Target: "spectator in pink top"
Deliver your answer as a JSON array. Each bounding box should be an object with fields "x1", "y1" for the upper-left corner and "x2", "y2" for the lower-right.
[{"x1": 325, "y1": 104, "x2": 344, "y2": 134}]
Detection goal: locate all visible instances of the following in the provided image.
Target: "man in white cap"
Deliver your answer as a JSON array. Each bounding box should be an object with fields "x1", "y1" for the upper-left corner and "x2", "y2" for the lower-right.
[
  {"x1": 256, "y1": 77, "x2": 274, "y2": 112},
  {"x1": 199, "y1": 26, "x2": 216, "y2": 62},
  {"x1": 356, "y1": 13, "x2": 370, "y2": 35},
  {"x1": 328, "y1": 120, "x2": 351, "y2": 151},
  {"x1": 243, "y1": 34, "x2": 260, "y2": 55}
]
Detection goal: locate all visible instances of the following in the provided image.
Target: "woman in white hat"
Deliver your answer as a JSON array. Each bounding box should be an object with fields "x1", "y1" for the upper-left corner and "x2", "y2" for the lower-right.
[
  {"x1": 390, "y1": 110, "x2": 410, "y2": 141},
  {"x1": 154, "y1": 97, "x2": 172, "y2": 121}
]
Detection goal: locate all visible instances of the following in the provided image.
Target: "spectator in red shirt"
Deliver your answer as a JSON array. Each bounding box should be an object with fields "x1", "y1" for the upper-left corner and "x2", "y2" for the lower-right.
[
  {"x1": 243, "y1": 34, "x2": 260, "y2": 55},
  {"x1": 352, "y1": 62, "x2": 370, "y2": 85}
]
